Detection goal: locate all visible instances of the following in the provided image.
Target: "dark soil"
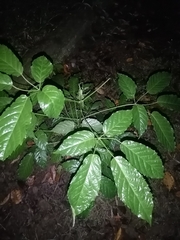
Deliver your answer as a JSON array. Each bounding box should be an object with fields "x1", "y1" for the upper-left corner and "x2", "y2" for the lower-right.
[{"x1": 0, "y1": 0, "x2": 180, "y2": 239}]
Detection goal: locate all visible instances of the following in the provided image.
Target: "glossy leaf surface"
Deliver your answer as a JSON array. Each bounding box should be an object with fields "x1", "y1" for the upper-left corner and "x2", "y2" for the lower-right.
[
  {"x1": 0, "y1": 95, "x2": 32, "y2": 160},
  {"x1": 120, "y1": 140, "x2": 164, "y2": 178},
  {"x1": 132, "y1": 105, "x2": 148, "y2": 136},
  {"x1": 150, "y1": 111, "x2": 175, "y2": 151},
  {"x1": 31, "y1": 56, "x2": 53, "y2": 83},
  {"x1": 118, "y1": 73, "x2": 137, "y2": 99},
  {"x1": 37, "y1": 85, "x2": 65, "y2": 118},
  {"x1": 111, "y1": 156, "x2": 153, "y2": 224},
  {"x1": 51, "y1": 120, "x2": 75, "y2": 135},
  {"x1": 0, "y1": 44, "x2": 23, "y2": 77},
  {"x1": 81, "y1": 118, "x2": 103, "y2": 132},
  {"x1": 103, "y1": 110, "x2": 132, "y2": 137},
  {"x1": 55, "y1": 130, "x2": 96, "y2": 156},
  {"x1": 68, "y1": 154, "x2": 101, "y2": 215},
  {"x1": 0, "y1": 72, "x2": 13, "y2": 91}
]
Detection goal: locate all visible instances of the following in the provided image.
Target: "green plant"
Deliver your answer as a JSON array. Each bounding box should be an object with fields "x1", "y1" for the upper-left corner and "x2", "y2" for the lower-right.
[{"x1": 0, "y1": 44, "x2": 180, "y2": 225}]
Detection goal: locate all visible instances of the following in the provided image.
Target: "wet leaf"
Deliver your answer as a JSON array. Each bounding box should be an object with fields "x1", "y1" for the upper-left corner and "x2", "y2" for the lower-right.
[
  {"x1": 0, "y1": 95, "x2": 32, "y2": 160},
  {"x1": 51, "y1": 120, "x2": 75, "y2": 135},
  {"x1": 0, "y1": 72, "x2": 13, "y2": 91},
  {"x1": 111, "y1": 156, "x2": 153, "y2": 224},
  {"x1": 120, "y1": 140, "x2": 164, "y2": 178},
  {"x1": 31, "y1": 55, "x2": 53, "y2": 83},
  {"x1": 37, "y1": 85, "x2": 65, "y2": 118},
  {"x1": 55, "y1": 130, "x2": 96, "y2": 156},
  {"x1": 103, "y1": 110, "x2": 132, "y2": 137},
  {"x1": 117, "y1": 73, "x2": 137, "y2": 99},
  {"x1": 62, "y1": 159, "x2": 80, "y2": 173},
  {"x1": 132, "y1": 105, "x2": 148, "y2": 136},
  {"x1": 81, "y1": 118, "x2": 103, "y2": 132},
  {"x1": 0, "y1": 44, "x2": 23, "y2": 77},
  {"x1": 68, "y1": 154, "x2": 101, "y2": 216}
]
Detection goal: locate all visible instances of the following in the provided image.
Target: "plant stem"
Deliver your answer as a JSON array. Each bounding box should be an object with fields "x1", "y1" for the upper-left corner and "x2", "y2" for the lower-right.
[
  {"x1": 12, "y1": 85, "x2": 29, "y2": 92},
  {"x1": 83, "y1": 78, "x2": 111, "y2": 102},
  {"x1": 21, "y1": 74, "x2": 39, "y2": 90}
]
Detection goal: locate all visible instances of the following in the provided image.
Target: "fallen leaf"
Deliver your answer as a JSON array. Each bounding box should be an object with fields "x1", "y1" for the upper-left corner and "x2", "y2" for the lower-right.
[
  {"x1": 26, "y1": 175, "x2": 35, "y2": 187},
  {"x1": 11, "y1": 189, "x2": 22, "y2": 204},
  {"x1": 162, "y1": 171, "x2": 175, "y2": 191},
  {"x1": 114, "y1": 227, "x2": 122, "y2": 240},
  {"x1": 126, "y1": 57, "x2": 133, "y2": 63}
]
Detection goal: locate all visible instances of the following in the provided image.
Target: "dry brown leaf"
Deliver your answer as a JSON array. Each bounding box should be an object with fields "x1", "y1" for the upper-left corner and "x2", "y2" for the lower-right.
[
  {"x1": 114, "y1": 228, "x2": 122, "y2": 240},
  {"x1": 0, "y1": 193, "x2": 10, "y2": 206},
  {"x1": 50, "y1": 165, "x2": 56, "y2": 182},
  {"x1": 162, "y1": 171, "x2": 175, "y2": 191},
  {"x1": 11, "y1": 189, "x2": 22, "y2": 204},
  {"x1": 126, "y1": 57, "x2": 133, "y2": 63},
  {"x1": 42, "y1": 165, "x2": 57, "y2": 184},
  {"x1": 26, "y1": 175, "x2": 35, "y2": 187}
]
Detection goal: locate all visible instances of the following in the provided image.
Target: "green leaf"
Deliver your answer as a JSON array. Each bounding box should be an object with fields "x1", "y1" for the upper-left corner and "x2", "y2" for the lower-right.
[
  {"x1": 34, "y1": 148, "x2": 47, "y2": 167},
  {"x1": 157, "y1": 94, "x2": 180, "y2": 111},
  {"x1": 146, "y1": 72, "x2": 171, "y2": 94},
  {"x1": 31, "y1": 56, "x2": 53, "y2": 83},
  {"x1": 68, "y1": 154, "x2": 101, "y2": 216},
  {"x1": 132, "y1": 105, "x2": 148, "y2": 136},
  {"x1": 111, "y1": 156, "x2": 153, "y2": 224},
  {"x1": 34, "y1": 130, "x2": 48, "y2": 167},
  {"x1": 97, "y1": 148, "x2": 114, "y2": 180},
  {"x1": 62, "y1": 159, "x2": 81, "y2": 173},
  {"x1": 78, "y1": 201, "x2": 94, "y2": 219},
  {"x1": 37, "y1": 85, "x2": 65, "y2": 118},
  {"x1": 120, "y1": 140, "x2": 164, "y2": 178},
  {"x1": 119, "y1": 93, "x2": 127, "y2": 105},
  {"x1": 0, "y1": 95, "x2": 32, "y2": 160},
  {"x1": 104, "y1": 97, "x2": 116, "y2": 108},
  {"x1": 150, "y1": 111, "x2": 175, "y2": 151},
  {"x1": 0, "y1": 45, "x2": 23, "y2": 77},
  {"x1": 51, "y1": 120, "x2": 75, "y2": 135},
  {"x1": 100, "y1": 176, "x2": 116, "y2": 199},
  {"x1": 34, "y1": 130, "x2": 48, "y2": 150},
  {"x1": 55, "y1": 130, "x2": 96, "y2": 156},
  {"x1": 18, "y1": 153, "x2": 34, "y2": 180},
  {"x1": 117, "y1": 73, "x2": 137, "y2": 99},
  {"x1": 0, "y1": 92, "x2": 13, "y2": 112},
  {"x1": 81, "y1": 118, "x2": 103, "y2": 132},
  {"x1": 91, "y1": 100, "x2": 103, "y2": 111},
  {"x1": 103, "y1": 110, "x2": 132, "y2": 137},
  {"x1": 0, "y1": 72, "x2": 13, "y2": 91},
  {"x1": 69, "y1": 76, "x2": 79, "y2": 97}
]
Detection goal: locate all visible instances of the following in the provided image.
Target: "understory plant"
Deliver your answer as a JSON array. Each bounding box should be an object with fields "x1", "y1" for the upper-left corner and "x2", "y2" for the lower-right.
[{"x1": 0, "y1": 44, "x2": 180, "y2": 225}]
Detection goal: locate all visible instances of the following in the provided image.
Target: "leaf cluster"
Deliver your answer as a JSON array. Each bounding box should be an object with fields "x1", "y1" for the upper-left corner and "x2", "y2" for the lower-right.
[{"x1": 0, "y1": 44, "x2": 179, "y2": 224}]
